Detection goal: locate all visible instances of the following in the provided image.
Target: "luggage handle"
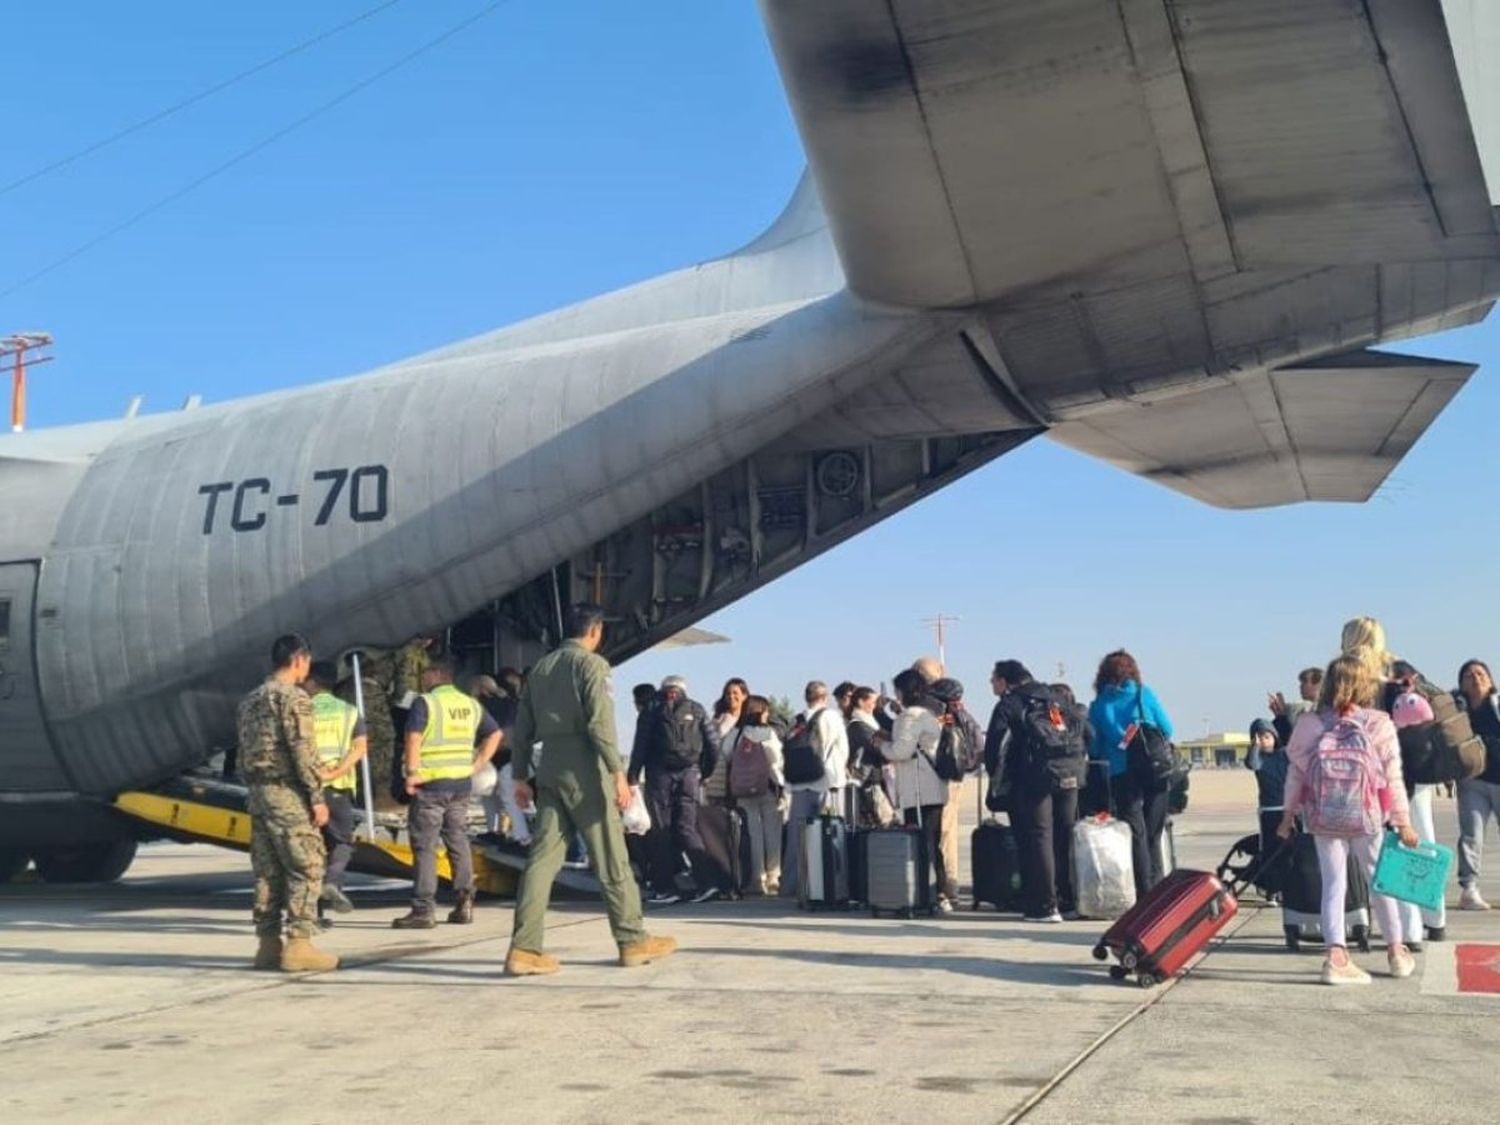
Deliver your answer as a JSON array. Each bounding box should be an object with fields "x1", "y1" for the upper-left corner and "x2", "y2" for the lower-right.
[{"x1": 1221, "y1": 831, "x2": 1298, "y2": 899}]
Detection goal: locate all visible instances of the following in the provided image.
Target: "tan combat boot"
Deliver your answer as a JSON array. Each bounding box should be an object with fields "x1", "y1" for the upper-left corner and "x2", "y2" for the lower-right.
[
  {"x1": 446, "y1": 892, "x2": 474, "y2": 925},
  {"x1": 280, "y1": 936, "x2": 339, "y2": 973},
  {"x1": 504, "y1": 947, "x2": 561, "y2": 976},
  {"x1": 618, "y1": 934, "x2": 677, "y2": 968},
  {"x1": 253, "y1": 935, "x2": 283, "y2": 971}
]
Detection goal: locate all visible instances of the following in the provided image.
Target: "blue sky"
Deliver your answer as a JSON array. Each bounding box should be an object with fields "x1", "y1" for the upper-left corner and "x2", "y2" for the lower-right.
[{"x1": 4, "y1": 1, "x2": 1497, "y2": 736}]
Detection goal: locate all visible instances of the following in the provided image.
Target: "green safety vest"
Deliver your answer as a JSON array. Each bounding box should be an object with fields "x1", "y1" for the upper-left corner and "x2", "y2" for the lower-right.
[
  {"x1": 418, "y1": 684, "x2": 481, "y2": 781},
  {"x1": 312, "y1": 693, "x2": 359, "y2": 793}
]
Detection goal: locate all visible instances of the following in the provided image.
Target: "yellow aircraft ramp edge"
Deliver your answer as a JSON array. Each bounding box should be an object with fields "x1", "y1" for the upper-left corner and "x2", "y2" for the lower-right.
[{"x1": 113, "y1": 790, "x2": 517, "y2": 897}]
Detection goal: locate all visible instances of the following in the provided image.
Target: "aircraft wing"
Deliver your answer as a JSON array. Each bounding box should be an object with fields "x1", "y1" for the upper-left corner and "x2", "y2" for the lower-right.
[
  {"x1": 652, "y1": 626, "x2": 732, "y2": 651},
  {"x1": 760, "y1": 0, "x2": 1499, "y2": 308},
  {"x1": 1048, "y1": 349, "x2": 1476, "y2": 509}
]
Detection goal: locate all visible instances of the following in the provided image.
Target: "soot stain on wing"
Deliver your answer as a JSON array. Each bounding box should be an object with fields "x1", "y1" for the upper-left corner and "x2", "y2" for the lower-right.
[{"x1": 795, "y1": 37, "x2": 913, "y2": 109}]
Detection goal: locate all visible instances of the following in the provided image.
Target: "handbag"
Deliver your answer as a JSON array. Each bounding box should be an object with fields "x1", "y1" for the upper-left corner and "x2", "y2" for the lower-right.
[{"x1": 1126, "y1": 685, "x2": 1178, "y2": 791}]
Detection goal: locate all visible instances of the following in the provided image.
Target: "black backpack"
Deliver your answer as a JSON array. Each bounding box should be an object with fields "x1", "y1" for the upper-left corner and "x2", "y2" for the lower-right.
[
  {"x1": 1016, "y1": 687, "x2": 1087, "y2": 791},
  {"x1": 931, "y1": 723, "x2": 967, "y2": 783},
  {"x1": 782, "y1": 708, "x2": 828, "y2": 786},
  {"x1": 652, "y1": 700, "x2": 704, "y2": 771},
  {"x1": 1125, "y1": 687, "x2": 1177, "y2": 790}
]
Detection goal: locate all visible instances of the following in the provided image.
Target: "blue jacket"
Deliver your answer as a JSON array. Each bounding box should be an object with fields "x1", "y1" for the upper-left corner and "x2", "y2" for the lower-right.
[
  {"x1": 1244, "y1": 743, "x2": 1290, "y2": 811},
  {"x1": 1088, "y1": 681, "x2": 1174, "y2": 778}
]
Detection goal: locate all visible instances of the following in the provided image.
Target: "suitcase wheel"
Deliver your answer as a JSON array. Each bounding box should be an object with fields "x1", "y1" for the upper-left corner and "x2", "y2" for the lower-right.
[
  {"x1": 1091, "y1": 944, "x2": 1109, "y2": 962},
  {"x1": 1136, "y1": 971, "x2": 1160, "y2": 989},
  {"x1": 1353, "y1": 925, "x2": 1371, "y2": 954},
  {"x1": 1108, "y1": 965, "x2": 1128, "y2": 981},
  {"x1": 1283, "y1": 925, "x2": 1301, "y2": 952},
  {"x1": 1120, "y1": 950, "x2": 1140, "y2": 971}
]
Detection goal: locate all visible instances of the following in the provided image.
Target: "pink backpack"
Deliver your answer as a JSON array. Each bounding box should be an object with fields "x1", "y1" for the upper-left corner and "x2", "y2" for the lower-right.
[
  {"x1": 1305, "y1": 715, "x2": 1382, "y2": 837},
  {"x1": 729, "y1": 733, "x2": 772, "y2": 799}
]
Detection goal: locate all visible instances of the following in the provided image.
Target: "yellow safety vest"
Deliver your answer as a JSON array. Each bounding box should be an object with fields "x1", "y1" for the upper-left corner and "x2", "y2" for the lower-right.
[
  {"x1": 312, "y1": 693, "x2": 359, "y2": 793},
  {"x1": 418, "y1": 684, "x2": 481, "y2": 781}
]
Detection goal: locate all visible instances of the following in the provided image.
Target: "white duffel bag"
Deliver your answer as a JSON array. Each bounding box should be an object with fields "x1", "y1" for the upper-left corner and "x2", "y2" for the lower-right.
[{"x1": 1073, "y1": 815, "x2": 1136, "y2": 920}]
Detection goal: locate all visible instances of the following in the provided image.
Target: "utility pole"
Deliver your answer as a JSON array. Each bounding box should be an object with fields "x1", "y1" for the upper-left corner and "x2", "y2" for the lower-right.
[
  {"x1": 921, "y1": 613, "x2": 960, "y2": 671},
  {"x1": 2, "y1": 332, "x2": 53, "y2": 433}
]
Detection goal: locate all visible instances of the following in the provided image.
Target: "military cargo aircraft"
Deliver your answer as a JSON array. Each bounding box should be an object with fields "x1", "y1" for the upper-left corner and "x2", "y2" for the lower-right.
[{"x1": 3, "y1": 0, "x2": 1499, "y2": 881}]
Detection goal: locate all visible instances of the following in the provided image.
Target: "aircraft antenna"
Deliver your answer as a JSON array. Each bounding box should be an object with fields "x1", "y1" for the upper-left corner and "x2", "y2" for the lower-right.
[
  {"x1": 1, "y1": 332, "x2": 54, "y2": 432},
  {"x1": 921, "y1": 613, "x2": 960, "y2": 672}
]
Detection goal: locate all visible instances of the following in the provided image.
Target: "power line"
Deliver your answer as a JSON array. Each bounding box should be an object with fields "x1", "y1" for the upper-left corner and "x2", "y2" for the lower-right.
[
  {"x1": 1, "y1": 0, "x2": 408, "y2": 198},
  {"x1": 1, "y1": 0, "x2": 514, "y2": 302}
]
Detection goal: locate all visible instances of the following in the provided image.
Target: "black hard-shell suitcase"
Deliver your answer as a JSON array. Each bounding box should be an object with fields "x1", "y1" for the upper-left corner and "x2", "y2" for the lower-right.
[
  {"x1": 849, "y1": 828, "x2": 869, "y2": 905},
  {"x1": 971, "y1": 822, "x2": 1021, "y2": 911},
  {"x1": 865, "y1": 826, "x2": 934, "y2": 917},
  {"x1": 697, "y1": 803, "x2": 752, "y2": 898},
  {"x1": 798, "y1": 813, "x2": 850, "y2": 909},
  {"x1": 971, "y1": 773, "x2": 1021, "y2": 911}
]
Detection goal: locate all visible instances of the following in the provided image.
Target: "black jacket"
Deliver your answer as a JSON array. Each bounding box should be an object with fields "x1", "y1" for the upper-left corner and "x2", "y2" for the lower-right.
[
  {"x1": 1464, "y1": 691, "x2": 1500, "y2": 784},
  {"x1": 628, "y1": 694, "x2": 716, "y2": 782},
  {"x1": 984, "y1": 682, "x2": 1083, "y2": 785},
  {"x1": 846, "y1": 716, "x2": 884, "y2": 784}
]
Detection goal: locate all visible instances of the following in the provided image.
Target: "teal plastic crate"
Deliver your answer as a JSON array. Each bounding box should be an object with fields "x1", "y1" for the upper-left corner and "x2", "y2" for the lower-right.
[{"x1": 1372, "y1": 830, "x2": 1455, "y2": 912}]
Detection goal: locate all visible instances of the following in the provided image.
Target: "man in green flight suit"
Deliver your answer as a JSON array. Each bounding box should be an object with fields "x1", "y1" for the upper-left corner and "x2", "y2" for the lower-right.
[
  {"x1": 236, "y1": 633, "x2": 339, "y2": 973},
  {"x1": 504, "y1": 604, "x2": 676, "y2": 976}
]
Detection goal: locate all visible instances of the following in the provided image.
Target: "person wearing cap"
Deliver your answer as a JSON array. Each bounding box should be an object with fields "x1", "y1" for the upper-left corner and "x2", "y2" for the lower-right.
[
  {"x1": 914, "y1": 659, "x2": 981, "y2": 907},
  {"x1": 305, "y1": 660, "x2": 368, "y2": 920},
  {"x1": 628, "y1": 673, "x2": 718, "y2": 905}
]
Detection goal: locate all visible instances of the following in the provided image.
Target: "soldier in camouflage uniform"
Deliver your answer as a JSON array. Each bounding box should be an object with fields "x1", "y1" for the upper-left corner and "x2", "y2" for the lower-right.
[
  {"x1": 504, "y1": 604, "x2": 676, "y2": 976},
  {"x1": 393, "y1": 636, "x2": 436, "y2": 705},
  {"x1": 236, "y1": 633, "x2": 339, "y2": 973},
  {"x1": 338, "y1": 650, "x2": 399, "y2": 812}
]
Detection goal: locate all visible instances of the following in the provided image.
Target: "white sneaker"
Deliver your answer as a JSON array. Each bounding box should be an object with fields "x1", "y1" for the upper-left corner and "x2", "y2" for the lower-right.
[
  {"x1": 690, "y1": 887, "x2": 721, "y2": 904},
  {"x1": 1321, "y1": 957, "x2": 1372, "y2": 986},
  {"x1": 646, "y1": 892, "x2": 681, "y2": 907},
  {"x1": 1023, "y1": 912, "x2": 1063, "y2": 924},
  {"x1": 1388, "y1": 948, "x2": 1416, "y2": 979},
  {"x1": 1460, "y1": 885, "x2": 1492, "y2": 911},
  {"x1": 936, "y1": 896, "x2": 954, "y2": 915}
]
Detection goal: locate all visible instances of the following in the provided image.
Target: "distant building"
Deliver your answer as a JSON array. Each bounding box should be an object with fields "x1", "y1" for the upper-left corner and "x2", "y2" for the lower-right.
[{"x1": 1177, "y1": 732, "x2": 1252, "y2": 769}]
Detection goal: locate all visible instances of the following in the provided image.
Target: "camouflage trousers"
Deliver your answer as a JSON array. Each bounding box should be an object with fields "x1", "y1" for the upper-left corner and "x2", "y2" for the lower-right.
[{"x1": 249, "y1": 784, "x2": 326, "y2": 939}]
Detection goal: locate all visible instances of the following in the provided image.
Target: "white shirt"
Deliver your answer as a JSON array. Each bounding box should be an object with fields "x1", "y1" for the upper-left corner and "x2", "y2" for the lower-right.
[{"x1": 813, "y1": 705, "x2": 849, "y2": 791}]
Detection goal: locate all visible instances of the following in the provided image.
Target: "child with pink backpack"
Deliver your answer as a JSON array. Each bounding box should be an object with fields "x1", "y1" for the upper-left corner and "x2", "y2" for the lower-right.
[{"x1": 1279, "y1": 655, "x2": 1420, "y2": 985}]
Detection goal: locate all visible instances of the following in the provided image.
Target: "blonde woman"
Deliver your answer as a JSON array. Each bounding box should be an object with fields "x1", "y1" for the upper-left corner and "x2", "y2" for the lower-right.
[
  {"x1": 1279, "y1": 656, "x2": 1418, "y2": 985},
  {"x1": 1340, "y1": 616, "x2": 1394, "y2": 683}
]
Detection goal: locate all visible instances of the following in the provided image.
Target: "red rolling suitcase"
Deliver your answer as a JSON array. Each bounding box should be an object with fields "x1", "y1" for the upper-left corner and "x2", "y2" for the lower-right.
[{"x1": 1092, "y1": 868, "x2": 1238, "y2": 988}]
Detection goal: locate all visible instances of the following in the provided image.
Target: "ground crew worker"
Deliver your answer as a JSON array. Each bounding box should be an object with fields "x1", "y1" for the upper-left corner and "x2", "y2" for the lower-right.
[
  {"x1": 504, "y1": 604, "x2": 676, "y2": 976},
  {"x1": 235, "y1": 633, "x2": 338, "y2": 973},
  {"x1": 306, "y1": 661, "x2": 367, "y2": 918},
  {"x1": 391, "y1": 653, "x2": 501, "y2": 929}
]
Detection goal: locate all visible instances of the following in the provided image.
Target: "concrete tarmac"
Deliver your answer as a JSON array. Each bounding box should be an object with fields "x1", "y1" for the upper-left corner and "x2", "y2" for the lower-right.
[{"x1": 2, "y1": 773, "x2": 1498, "y2": 1124}]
